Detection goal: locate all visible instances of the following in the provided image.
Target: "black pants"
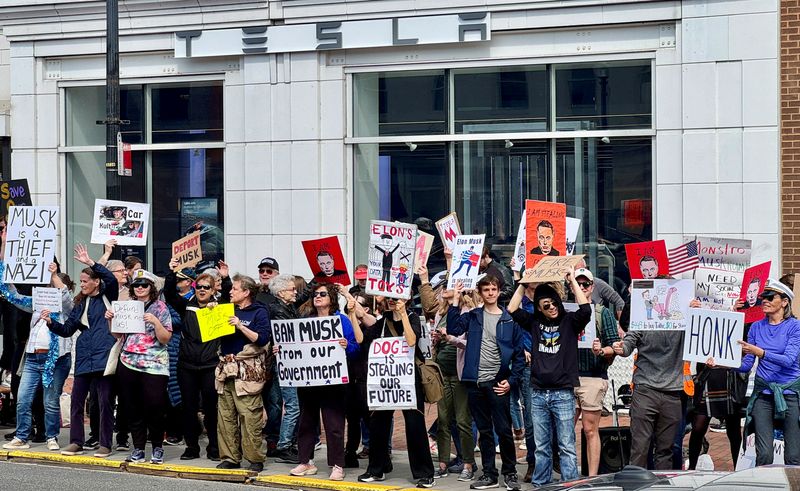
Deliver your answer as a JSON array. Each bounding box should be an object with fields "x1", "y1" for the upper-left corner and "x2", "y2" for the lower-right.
[
  {"x1": 345, "y1": 380, "x2": 369, "y2": 455},
  {"x1": 177, "y1": 365, "x2": 218, "y2": 454},
  {"x1": 297, "y1": 385, "x2": 347, "y2": 467},
  {"x1": 466, "y1": 381, "x2": 517, "y2": 478},
  {"x1": 0, "y1": 300, "x2": 17, "y2": 371},
  {"x1": 91, "y1": 374, "x2": 130, "y2": 444},
  {"x1": 118, "y1": 363, "x2": 168, "y2": 450},
  {"x1": 630, "y1": 386, "x2": 682, "y2": 470},
  {"x1": 367, "y1": 381, "x2": 434, "y2": 480}
]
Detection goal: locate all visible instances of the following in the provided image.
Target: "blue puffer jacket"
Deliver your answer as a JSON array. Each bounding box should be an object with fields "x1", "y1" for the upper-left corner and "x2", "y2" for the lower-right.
[{"x1": 49, "y1": 262, "x2": 119, "y2": 376}]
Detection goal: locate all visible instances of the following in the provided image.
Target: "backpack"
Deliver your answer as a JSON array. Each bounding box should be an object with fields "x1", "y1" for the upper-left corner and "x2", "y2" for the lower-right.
[{"x1": 386, "y1": 316, "x2": 444, "y2": 404}]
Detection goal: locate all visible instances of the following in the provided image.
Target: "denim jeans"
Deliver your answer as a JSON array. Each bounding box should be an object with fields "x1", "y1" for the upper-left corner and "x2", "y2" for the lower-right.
[
  {"x1": 531, "y1": 388, "x2": 578, "y2": 485},
  {"x1": 519, "y1": 365, "x2": 535, "y2": 463},
  {"x1": 17, "y1": 353, "x2": 71, "y2": 441},
  {"x1": 263, "y1": 371, "x2": 283, "y2": 443},
  {"x1": 752, "y1": 392, "x2": 800, "y2": 465},
  {"x1": 277, "y1": 386, "x2": 299, "y2": 450}
]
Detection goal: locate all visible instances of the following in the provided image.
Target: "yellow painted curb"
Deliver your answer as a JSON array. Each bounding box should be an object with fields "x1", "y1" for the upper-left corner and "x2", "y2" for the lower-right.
[
  {"x1": 254, "y1": 475, "x2": 402, "y2": 491},
  {"x1": 125, "y1": 462, "x2": 255, "y2": 482},
  {"x1": 6, "y1": 450, "x2": 123, "y2": 469},
  {"x1": 0, "y1": 450, "x2": 8, "y2": 460}
]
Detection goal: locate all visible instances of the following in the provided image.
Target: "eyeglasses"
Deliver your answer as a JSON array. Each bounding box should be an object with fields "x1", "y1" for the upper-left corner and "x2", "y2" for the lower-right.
[
  {"x1": 259, "y1": 268, "x2": 275, "y2": 274},
  {"x1": 195, "y1": 285, "x2": 213, "y2": 291},
  {"x1": 110, "y1": 269, "x2": 125, "y2": 274},
  {"x1": 132, "y1": 284, "x2": 150, "y2": 289},
  {"x1": 540, "y1": 302, "x2": 556, "y2": 311},
  {"x1": 578, "y1": 281, "x2": 593, "y2": 289},
  {"x1": 759, "y1": 292, "x2": 778, "y2": 301},
  {"x1": 313, "y1": 291, "x2": 329, "y2": 298},
  {"x1": 282, "y1": 287, "x2": 297, "y2": 293}
]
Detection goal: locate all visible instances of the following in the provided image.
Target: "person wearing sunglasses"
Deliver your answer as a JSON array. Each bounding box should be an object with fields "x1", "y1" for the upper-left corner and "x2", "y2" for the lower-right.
[
  {"x1": 708, "y1": 279, "x2": 800, "y2": 466},
  {"x1": 255, "y1": 257, "x2": 280, "y2": 306}
]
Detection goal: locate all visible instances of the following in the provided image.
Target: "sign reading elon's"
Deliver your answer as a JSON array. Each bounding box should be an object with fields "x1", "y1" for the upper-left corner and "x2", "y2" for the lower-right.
[{"x1": 175, "y1": 12, "x2": 490, "y2": 58}]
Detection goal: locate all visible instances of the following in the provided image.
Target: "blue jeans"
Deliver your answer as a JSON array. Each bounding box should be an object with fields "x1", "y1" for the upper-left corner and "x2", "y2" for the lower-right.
[
  {"x1": 531, "y1": 388, "x2": 578, "y2": 485},
  {"x1": 264, "y1": 376, "x2": 283, "y2": 443},
  {"x1": 510, "y1": 383, "x2": 524, "y2": 430},
  {"x1": 277, "y1": 386, "x2": 299, "y2": 450},
  {"x1": 519, "y1": 365, "x2": 536, "y2": 463},
  {"x1": 17, "y1": 353, "x2": 71, "y2": 441}
]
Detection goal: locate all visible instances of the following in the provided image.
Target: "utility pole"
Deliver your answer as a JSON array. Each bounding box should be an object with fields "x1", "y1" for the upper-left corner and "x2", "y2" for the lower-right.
[{"x1": 101, "y1": 0, "x2": 121, "y2": 199}]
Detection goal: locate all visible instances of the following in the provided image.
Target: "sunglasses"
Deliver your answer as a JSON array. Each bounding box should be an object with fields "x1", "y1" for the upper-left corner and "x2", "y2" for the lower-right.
[
  {"x1": 313, "y1": 291, "x2": 329, "y2": 298},
  {"x1": 759, "y1": 292, "x2": 779, "y2": 301},
  {"x1": 132, "y1": 283, "x2": 150, "y2": 289},
  {"x1": 540, "y1": 302, "x2": 556, "y2": 311},
  {"x1": 259, "y1": 268, "x2": 275, "y2": 274},
  {"x1": 578, "y1": 281, "x2": 593, "y2": 289},
  {"x1": 195, "y1": 284, "x2": 213, "y2": 291}
]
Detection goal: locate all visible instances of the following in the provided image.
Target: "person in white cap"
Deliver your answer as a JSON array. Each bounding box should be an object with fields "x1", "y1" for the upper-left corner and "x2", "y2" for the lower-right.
[{"x1": 709, "y1": 278, "x2": 800, "y2": 466}]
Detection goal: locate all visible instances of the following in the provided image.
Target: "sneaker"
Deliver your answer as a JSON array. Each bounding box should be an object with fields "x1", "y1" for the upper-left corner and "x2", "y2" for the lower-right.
[
  {"x1": 249, "y1": 462, "x2": 264, "y2": 473},
  {"x1": 115, "y1": 440, "x2": 130, "y2": 452},
  {"x1": 150, "y1": 447, "x2": 164, "y2": 464},
  {"x1": 2, "y1": 437, "x2": 29, "y2": 450},
  {"x1": 4, "y1": 431, "x2": 15, "y2": 441},
  {"x1": 216, "y1": 460, "x2": 241, "y2": 469},
  {"x1": 314, "y1": 441, "x2": 322, "y2": 451},
  {"x1": 417, "y1": 477, "x2": 435, "y2": 488},
  {"x1": 474, "y1": 445, "x2": 480, "y2": 453},
  {"x1": 125, "y1": 449, "x2": 146, "y2": 463},
  {"x1": 275, "y1": 447, "x2": 300, "y2": 464},
  {"x1": 358, "y1": 471, "x2": 386, "y2": 482},
  {"x1": 434, "y1": 468, "x2": 448, "y2": 478},
  {"x1": 290, "y1": 463, "x2": 318, "y2": 476},
  {"x1": 1, "y1": 370, "x2": 11, "y2": 388},
  {"x1": 181, "y1": 448, "x2": 200, "y2": 460},
  {"x1": 61, "y1": 443, "x2": 84, "y2": 456},
  {"x1": 164, "y1": 436, "x2": 183, "y2": 446},
  {"x1": 46, "y1": 438, "x2": 60, "y2": 451},
  {"x1": 447, "y1": 458, "x2": 464, "y2": 474},
  {"x1": 83, "y1": 437, "x2": 100, "y2": 450},
  {"x1": 504, "y1": 473, "x2": 521, "y2": 491},
  {"x1": 356, "y1": 447, "x2": 369, "y2": 459},
  {"x1": 470, "y1": 474, "x2": 499, "y2": 489},
  {"x1": 329, "y1": 465, "x2": 345, "y2": 481},
  {"x1": 459, "y1": 468, "x2": 476, "y2": 481},
  {"x1": 94, "y1": 446, "x2": 112, "y2": 458}
]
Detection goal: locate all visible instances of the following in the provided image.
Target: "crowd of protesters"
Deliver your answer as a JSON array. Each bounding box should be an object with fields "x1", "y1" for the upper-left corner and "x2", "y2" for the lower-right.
[{"x1": 0, "y1": 215, "x2": 796, "y2": 491}]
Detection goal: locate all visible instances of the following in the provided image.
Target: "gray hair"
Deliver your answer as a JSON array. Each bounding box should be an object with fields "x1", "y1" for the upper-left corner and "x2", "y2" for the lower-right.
[
  {"x1": 203, "y1": 268, "x2": 221, "y2": 280},
  {"x1": 106, "y1": 260, "x2": 124, "y2": 271},
  {"x1": 269, "y1": 274, "x2": 296, "y2": 296}
]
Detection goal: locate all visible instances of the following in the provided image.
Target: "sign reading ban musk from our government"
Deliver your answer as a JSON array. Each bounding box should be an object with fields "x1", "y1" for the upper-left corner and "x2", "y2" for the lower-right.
[
  {"x1": 367, "y1": 336, "x2": 417, "y2": 411},
  {"x1": 273, "y1": 316, "x2": 349, "y2": 387},
  {"x1": 683, "y1": 308, "x2": 744, "y2": 368}
]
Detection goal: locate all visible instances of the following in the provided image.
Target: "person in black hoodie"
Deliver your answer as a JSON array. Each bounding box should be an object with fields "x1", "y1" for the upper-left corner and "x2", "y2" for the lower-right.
[
  {"x1": 164, "y1": 258, "x2": 232, "y2": 461},
  {"x1": 508, "y1": 268, "x2": 590, "y2": 487}
]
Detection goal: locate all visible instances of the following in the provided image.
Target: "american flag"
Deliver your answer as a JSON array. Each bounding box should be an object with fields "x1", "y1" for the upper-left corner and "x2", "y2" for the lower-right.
[{"x1": 668, "y1": 240, "x2": 699, "y2": 276}]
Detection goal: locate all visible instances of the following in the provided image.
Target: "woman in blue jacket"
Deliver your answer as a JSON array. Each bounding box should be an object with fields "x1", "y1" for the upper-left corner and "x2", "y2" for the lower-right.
[{"x1": 42, "y1": 244, "x2": 118, "y2": 457}]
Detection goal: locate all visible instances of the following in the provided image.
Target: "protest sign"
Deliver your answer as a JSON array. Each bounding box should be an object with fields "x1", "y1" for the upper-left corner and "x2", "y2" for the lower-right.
[
  {"x1": 171, "y1": 232, "x2": 202, "y2": 271},
  {"x1": 0, "y1": 180, "x2": 32, "y2": 215},
  {"x1": 111, "y1": 301, "x2": 145, "y2": 334},
  {"x1": 682, "y1": 308, "x2": 744, "y2": 368},
  {"x1": 302, "y1": 236, "x2": 350, "y2": 285},
  {"x1": 417, "y1": 323, "x2": 433, "y2": 360},
  {"x1": 413, "y1": 231, "x2": 434, "y2": 274},
  {"x1": 3, "y1": 206, "x2": 59, "y2": 284},
  {"x1": 690, "y1": 237, "x2": 752, "y2": 311},
  {"x1": 737, "y1": 261, "x2": 771, "y2": 324},
  {"x1": 519, "y1": 255, "x2": 585, "y2": 284},
  {"x1": 196, "y1": 303, "x2": 236, "y2": 342},
  {"x1": 90, "y1": 199, "x2": 150, "y2": 246},
  {"x1": 447, "y1": 234, "x2": 485, "y2": 290},
  {"x1": 736, "y1": 433, "x2": 784, "y2": 470},
  {"x1": 272, "y1": 316, "x2": 349, "y2": 387},
  {"x1": 565, "y1": 302, "x2": 596, "y2": 348},
  {"x1": 629, "y1": 279, "x2": 694, "y2": 331},
  {"x1": 367, "y1": 336, "x2": 417, "y2": 411},
  {"x1": 435, "y1": 212, "x2": 461, "y2": 252},
  {"x1": 511, "y1": 214, "x2": 526, "y2": 271},
  {"x1": 33, "y1": 287, "x2": 62, "y2": 313},
  {"x1": 625, "y1": 240, "x2": 669, "y2": 279},
  {"x1": 525, "y1": 200, "x2": 567, "y2": 268},
  {"x1": 566, "y1": 217, "x2": 581, "y2": 255},
  {"x1": 366, "y1": 220, "x2": 417, "y2": 300}
]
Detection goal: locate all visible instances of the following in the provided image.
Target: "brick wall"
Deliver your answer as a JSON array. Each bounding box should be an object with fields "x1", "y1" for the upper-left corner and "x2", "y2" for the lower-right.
[{"x1": 783, "y1": 1, "x2": 800, "y2": 272}]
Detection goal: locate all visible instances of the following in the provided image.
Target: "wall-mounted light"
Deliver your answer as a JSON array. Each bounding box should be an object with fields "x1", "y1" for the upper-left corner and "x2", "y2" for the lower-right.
[
  {"x1": 405, "y1": 142, "x2": 418, "y2": 152},
  {"x1": 504, "y1": 139, "x2": 514, "y2": 149},
  {"x1": 600, "y1": 137, "x2": 611, "y2": 144}
]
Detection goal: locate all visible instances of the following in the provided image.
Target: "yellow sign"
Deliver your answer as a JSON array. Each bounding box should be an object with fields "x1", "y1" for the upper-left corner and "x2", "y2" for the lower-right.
[{"x1": 196, "y1": 303, "x2": 235, "y2": 342}]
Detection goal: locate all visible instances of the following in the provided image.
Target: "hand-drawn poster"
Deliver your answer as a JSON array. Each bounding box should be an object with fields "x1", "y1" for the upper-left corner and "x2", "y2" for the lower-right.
[
  {"x1": 367, "y1": 336, "x2": 417, "y2": 411},
  {"x1": 302, "y1": 236, "x2": 350, "y2": 286},
  {"x1": 366, "y1": 221, "x2": 417, "y2": 300},
  {"x1": 519, "y1": 255, "x2": 585, "y2": 284},
  {"x1": 511, "y1": 214, "x2": 526, "y2": 272},
  {"x1": 447, "y1": 234, "x2": 485, "y2": 290},
  {"x1": 90, "y1": 199, "x2": 150, "y2": 246},
  {"x1": 413, "y1": 231, "x2": 434, "y2": 274},
  {"x1": 689, "y1": 236, "x2": 752, "y2": 311},
  {"x1": 683, "y1": 308, "x2": 744, "y2": 368},
  {"x1": 737, "y1": 261, "x2": 771, "y2": 324},
  {"x1": 0, "y1": 179, "x2": 32, "y2": 216},
  {"x1": 3, "y1": 206, "x2": 59, "y2": 284},
  {"x1": 565, "y1": 302, "x2": 596, "y2": 349},
  {"x1": 629, "y1": 279, "x2": 694, "y2": 331},
  {"x1": 566, "y1": 217, "x2": 581, "y2": 255},
  {"x1": 625, "y1": 240, "x2": 669, "y2": 280},
  {"x1": 272, "y1": 316, "x2": 349, "y2": 387},
  {"x1": 435, "y1": 212, "x2": 461, "y2": 252},
  {"x1": 525, "y1": 200, "x2": 566, "y2": 269},
  {"x1": 171, "y1": 232, "x2": 203, "y2": 271}
]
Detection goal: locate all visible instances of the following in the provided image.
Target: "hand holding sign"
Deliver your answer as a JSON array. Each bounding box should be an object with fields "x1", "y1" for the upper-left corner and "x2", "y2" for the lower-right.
[{"x1": 196, "y1": 303, "x2": 235, "y2": 342}]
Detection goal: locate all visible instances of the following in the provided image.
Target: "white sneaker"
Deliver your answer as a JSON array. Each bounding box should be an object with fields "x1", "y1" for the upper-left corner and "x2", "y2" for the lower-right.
[
  {"x1": 47, "y1": 438, "x2": 60, "y2": 451},
  {"x1": 1, "y1": 371, "x2": 11, "y2": 388},
  {"x1": 3, "y1": 437, "x2": 30, "y2": 450}
]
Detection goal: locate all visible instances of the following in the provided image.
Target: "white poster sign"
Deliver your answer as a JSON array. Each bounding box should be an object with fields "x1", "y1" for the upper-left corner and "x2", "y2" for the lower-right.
[
  {"x1": 90, "y1": 199, "x2": 150, "y2": 246},
  {"x1": 682, "y1": 308, "x2": 744, "y2": 368},
  {"x1": 689, "y1": 236, "x2": 752, "y2": 311},
  {"x1": 435, "y1": 212, "x2": 461, "y2": 252},
  {"x1": 629, "y1": 279, "x2": 694, "y2": 331},
  {"x1": 272, "y1": 316, "x2": 349, "y2": 387},
  {"x1": 33, "y1": 287, "x2": 62, "y2": 313},
  {"x1": 111, "y1": 301, "x2": 145, "y2": 334},
  {"x1": 367, "y1": 336, "x2": 417, "y2": 411},
  {"x1": 447, "y1": 234, "x2": 485, "y2": 290},
  {"x1": 511, "y1": 214, "x2": 526, "y2": 271},
  {"x1": 565, "y1": 302, "x2": 596, "y2": 349},
  {"x1": 366, "y1": 220, "x2": 417, "y2": 300},
  {"x1": 3, "y1": 206, "x2": 59, "y2": 284},
  {"x1": 736, "y1": 433, "x2": 783, "y2": 470},
  {"x1": 566, "y1": 217, "x2": 581, "y2": 255}
]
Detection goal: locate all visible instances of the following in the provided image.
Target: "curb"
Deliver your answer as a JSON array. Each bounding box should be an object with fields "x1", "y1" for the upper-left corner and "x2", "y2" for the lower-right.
[
  {"x1": 254, "y1": 475, "x2": 402, "y2": 490},
  {"x1": 127, "y1": 462, "x2": 255, "y2": 483},
  {"x1": 6, "y1": 450, "x2": 124, "y2": 470}
]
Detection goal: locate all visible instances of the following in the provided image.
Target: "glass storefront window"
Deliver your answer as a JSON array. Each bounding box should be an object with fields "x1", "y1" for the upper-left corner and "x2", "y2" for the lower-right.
[
  {"x1": 151, "y1": 82, "x2": 224, "y2": 143},
  {"x1": 65, "y1": 85, "x2": 144, "y2": 146}
]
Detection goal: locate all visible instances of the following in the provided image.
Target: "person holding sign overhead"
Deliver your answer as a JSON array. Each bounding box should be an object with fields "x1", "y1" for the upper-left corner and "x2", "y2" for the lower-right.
[
  {"x1": 286, "y1": 284, "x2": 359, "y2": 481},
  {"x1": 105, "y1": 269, "x2": 173, "y2": 465},
  {"x1": 709, "y1": 279, "x2": 800, "y2": 466},
  {"x1": 42, "y1": 244, "x2": 118, "y2": 458}
]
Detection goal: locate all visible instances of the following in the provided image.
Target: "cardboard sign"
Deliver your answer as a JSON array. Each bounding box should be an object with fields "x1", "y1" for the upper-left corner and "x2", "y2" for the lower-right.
[
  {"x1": 3, "y1": 206, "x2": 59, "y2": 284},
  {"x1": 366, "y1": 220, "x2": 417, "y2": 300},
  {"x1": 565, "y1": 302, "x2": 596, "y2": 349},
  {"x1": 511, "y1": 214, "x2": 526, "y2": 271},
  {"x1": 737, "y1": 261, "x2": 771, "y2": 324},
  {"x1": 171, "y1": 231, "x2": 203, "y2": 271},
  {"x1": 690, "y1": 237, "x2": 752, "y2": 311},
  {"x1": 519, "y1": 255, "x2": 585, "y2": 284},
  {"x1": 33, "y1": 287, "x2": 62, "y2": 313},
  {"x1": 447, "y1": 234, "x2": 485, "y2": 290},
  {"x1": 682, "y1": 308, "x2": 744, "y2": 368},
  {"x1": 0, "y1": 179, "x2": 32, "y2": 216},
  {"x1": 736, "y1": 433, "x2": 784, "y2": 470},
  {"x1": 367, "y1": 336, "x2": 417, "y2": 411},
  {"x1": 111, "y1": 301, "x2": 145, "y2": 334},
  {"x1": 629, "y1": 279, "x2": 694, "y2": 331},
  {"x1": 196, "y1": 303, "x2": 236, "y2": 342},
  {"x1": 435, "y1": 212, "x2": 461, "y2": 252},
  {"x1": 302, "y1": 236, "x2": 350, "y2": 286},
  {"x1": 625, "y1": 240, "x2": 669, "y2": 280},
  {"x1": 272, "y1": 316, "x2": 349, "y2": 387},
  {"x1": 91, "y1": 199, "x2": 150, "y2": 246},
  {"x1": 413, "y1": 231, "x2": 434, "y2": 274},
  {"x1": 525, "y1": 200, "x2": 567, "y2": 268}
]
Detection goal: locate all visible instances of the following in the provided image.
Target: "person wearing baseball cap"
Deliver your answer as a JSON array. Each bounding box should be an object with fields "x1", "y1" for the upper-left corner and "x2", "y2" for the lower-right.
[
  {"x1": 349, "y1": 264, "x2": 368, "y2": 296},
  {"x1": 256, "y1": 258, "x2": 280, "y2": 306},
  {"x1": 174, "y1": 268, "x2": 196, "y2": 301}
]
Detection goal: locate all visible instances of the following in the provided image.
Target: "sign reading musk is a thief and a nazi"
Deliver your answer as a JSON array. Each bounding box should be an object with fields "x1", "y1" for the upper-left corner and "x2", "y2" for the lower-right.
[{"x1": 174, "y1": 13, "x2": 490, "y2": 58}]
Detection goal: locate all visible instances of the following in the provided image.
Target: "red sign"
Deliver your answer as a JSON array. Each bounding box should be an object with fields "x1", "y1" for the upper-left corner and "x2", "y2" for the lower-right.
[
  {"x1": 737, "y1": 261, "x2": 771, "y2": 323},
  {"x1": 625, "y1": 240, "x2": 669, "y2": 279},
  {"x1": 301, "y1": 236, "x2": 350, "y2": 286},
  {"x1": 525, "y1": 200, "x2": 567, "y2": 269}
]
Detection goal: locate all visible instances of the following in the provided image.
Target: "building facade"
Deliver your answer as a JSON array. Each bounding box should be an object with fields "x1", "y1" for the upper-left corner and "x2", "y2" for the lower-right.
[{"x1": 0, "y1": 0, "x2": 781, "y2": 286}]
